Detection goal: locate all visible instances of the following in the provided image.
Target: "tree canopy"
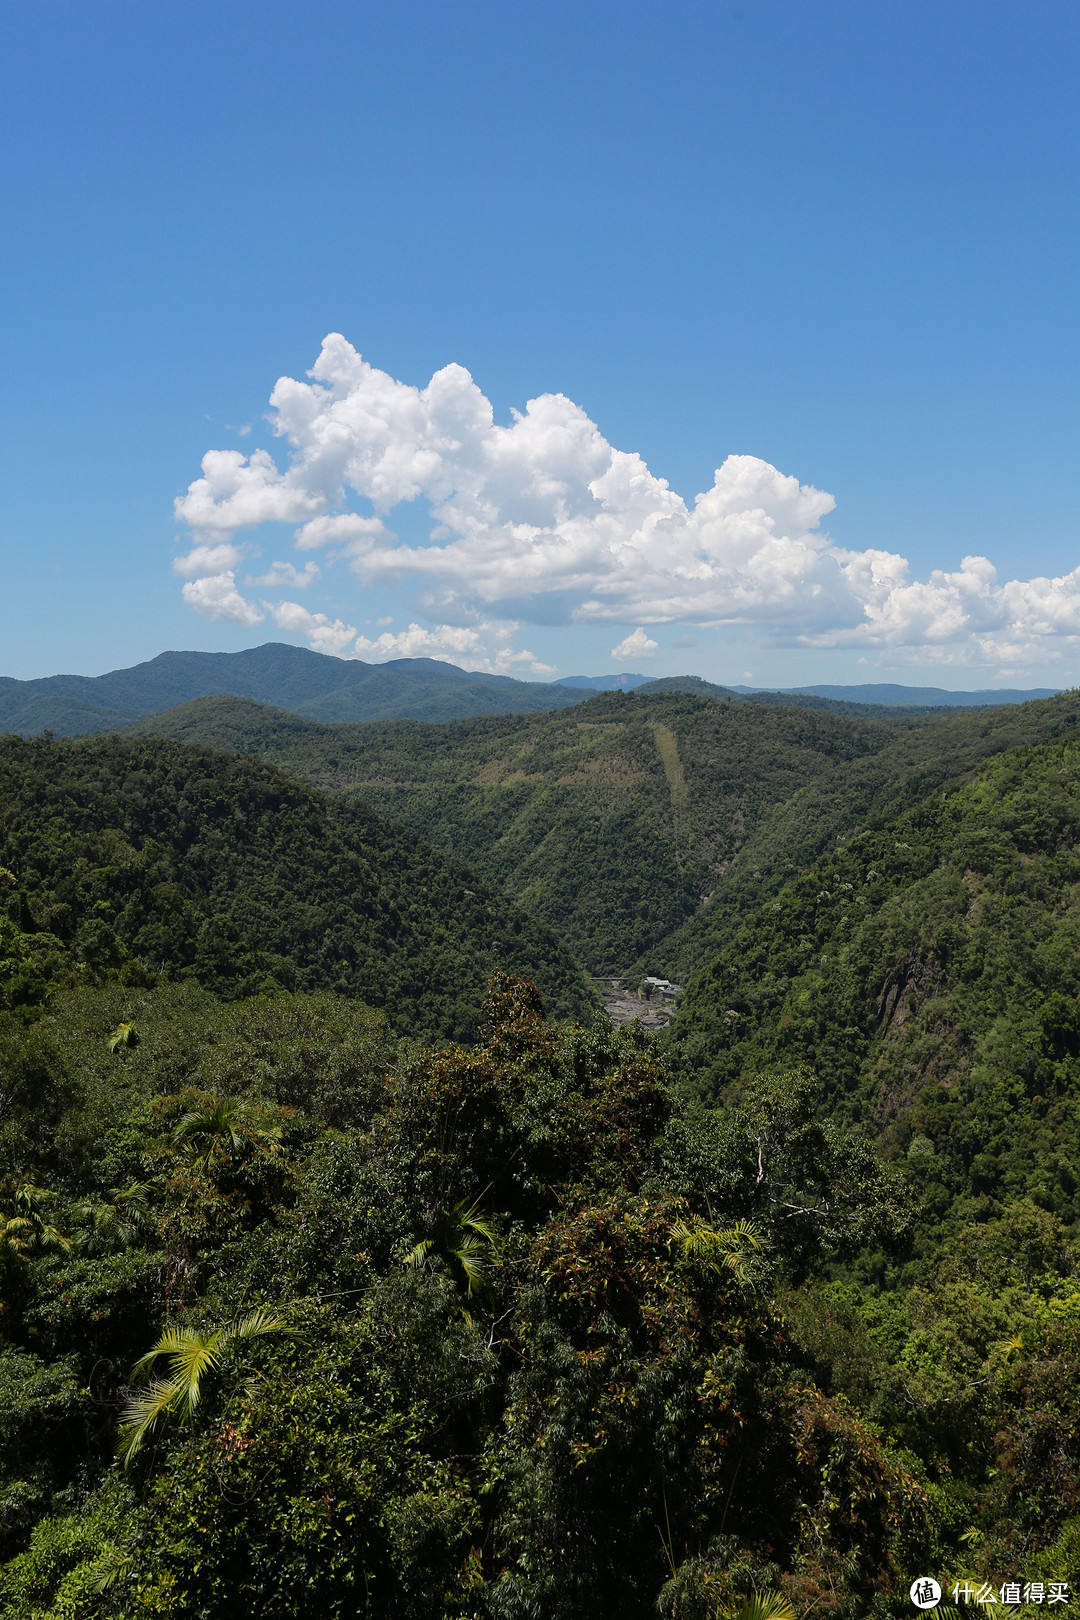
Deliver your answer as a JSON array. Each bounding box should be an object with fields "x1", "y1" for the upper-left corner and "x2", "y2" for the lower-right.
[{"x1": 0, "y1": 733, "x2": 593, "y2": 1038}]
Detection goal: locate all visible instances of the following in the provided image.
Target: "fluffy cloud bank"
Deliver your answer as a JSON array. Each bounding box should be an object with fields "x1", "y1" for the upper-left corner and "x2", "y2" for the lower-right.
[
  {"x1": 263, "y1": 601, "x2": 554, "y2": 675},
  {"x1": 611, "y1": 628, "x2": 659, "y2": 661},
  {"x1": 174, "y1": 334, "x2": 1080, "y2": 669}
]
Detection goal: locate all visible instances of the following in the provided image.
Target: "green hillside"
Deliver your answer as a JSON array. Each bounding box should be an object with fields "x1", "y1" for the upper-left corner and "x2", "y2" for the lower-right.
[
  {"x1": 667, "y1": 735, "x2": 1080, "y2": 1240},
  {"x1": 123, "y1": 689, "x2": 900, "y2": 974},
  {"x1": 123, "y1": 686, "x2": 1080, "y2": 985},
  {"x1": 0, "y1": 734, "x2": 594, "y2": 1038},
  {"x1": 654, "y1": 688, "x2": 1080, "y2": 980},
  {"x1": 638, "y1": 673, "x2": 951, "y2": 719},
  {"x1": 5, "y1": 706, "x2": 1080, "y2": 1610}
]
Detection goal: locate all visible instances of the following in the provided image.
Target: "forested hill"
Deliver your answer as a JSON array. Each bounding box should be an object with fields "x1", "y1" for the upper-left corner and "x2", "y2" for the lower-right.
[
  {"x1": 0, "y1": 734, "x2": 594, "y2": 1036},
  {"x1": 637, "y1": 673, "x2": 957, "y2": 719},
  {"x1": 6, "y1": 727, "x2": 1080, "y2": 1608},
  {"x1": 122, "y1": 689, "x2": 900, "y2": 974},
  {"x1": 123, "y1": 687, "x2": 1080, "y2": 982},
  {"x1": 9, "y1": 639, "x2": 1052, "y2": 739},
  {"x1": 0, "y1": 642, "x2": 587, "y2": 737},
  {"x1": 668, "y1": 735, "x2": 1080, "y2": 1240},
  {"x1": 747, "y1": 679, "x2": 1061, "y2": 706},
  {"x1": 654, "y1": 688, "x2": 1080, "y2": 980}
]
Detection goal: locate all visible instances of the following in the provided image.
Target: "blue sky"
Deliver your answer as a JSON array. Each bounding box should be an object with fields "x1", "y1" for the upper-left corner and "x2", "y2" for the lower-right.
[{"x1": 2, "y1": 0, "x2": 1079, "y2": 689}]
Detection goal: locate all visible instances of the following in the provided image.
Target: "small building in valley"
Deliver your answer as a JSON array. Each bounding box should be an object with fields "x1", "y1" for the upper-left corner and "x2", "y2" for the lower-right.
[{"x1": 642, "y1": 975, "x2": 682, "y2": 1000}]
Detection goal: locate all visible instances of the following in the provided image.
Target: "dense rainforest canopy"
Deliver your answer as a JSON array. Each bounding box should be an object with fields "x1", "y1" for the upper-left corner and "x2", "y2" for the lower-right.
[
  {"x1": 7, "y1": 971, "x2": 1072, "y2": 1619},
  {"x1": 125, "y1": 685, "x2": 1080, "y2": 981},
  {"x1": 124, "y1": 689, "x2": 899, "y2": 975},
  {"x1": 3, "y1": 688, "x2": 1080, "y2": 1615},
  {"x1": 0, "y1": 733, "x2": 593, "y2": 1039}
]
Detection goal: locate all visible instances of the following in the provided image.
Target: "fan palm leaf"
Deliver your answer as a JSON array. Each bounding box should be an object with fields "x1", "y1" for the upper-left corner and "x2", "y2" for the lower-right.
[
  {"x1": 405, "y1": 1198, "x2": 500, "y2": 1298},
  {"x1": 0, "y1": 1184, "x2": 70, "y2": 1260},
  {"x1": 670, "y1": 1216, "x2": 760, "y2": 1284},
  {"x1": 720, "y1": 1593, "x2": 796, "y2": 1620},
  {"x1": 119, "y1": 1307, "x2": 293, "y2": 1465},
  {"x1": 172, "y1": 1095, "x2": 282, "y2": 1166}
]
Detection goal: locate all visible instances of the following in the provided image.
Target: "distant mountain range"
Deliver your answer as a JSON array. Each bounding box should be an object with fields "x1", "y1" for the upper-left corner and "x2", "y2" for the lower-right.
[
  {"x1": 734, "y1": 680, "x2": 1061, "y2": 706},
  {"x1": 554, "y1": 673, "x2": 650, "y2": 691},
  {"x1": 555, "y1": 674, "x2": 1062, "y2": 706},
  {"x1": 0, "y1": 643, "x2": 587, "y2": 736},
  {"x1": 0, "y1": 643, "x2": 1063, "y2": 736}
]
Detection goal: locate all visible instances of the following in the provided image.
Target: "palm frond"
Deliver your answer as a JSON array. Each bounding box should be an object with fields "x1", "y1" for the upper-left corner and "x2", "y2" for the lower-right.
[
  {"x1": 452, "y1": 1238, "x2": 492, "y2": 1298},
  {"x1": 132, "y1": 1325, "x2": 198, "y2": 1378},
  {"x1": 1, "y1": 1199, "x2": 70, "y2": 1259},
  {"x1": 405, "y1": 1197, "x2": 501, "y2": 1297},
  {"x1": 108, "y1": 1022, "x2": 140, "y2": 1053},
  {"x1": 109, "y1": 1181, "x2": 154, "y2": 1220},
  {"x1": 671, "y1": 1216, "x2": 761, "y2": 1284},
  {"x1": 227, "y1": 1307, "x2": 295, "y2": 1342},
  {"x1": 454, "y1": 1201, "x2": 499, "y2": 1247},
  {"x1": 117, "y1": 1377, "x2": 184, "y2": 1464},
  {"x1": 172, "y1": 1095, "x2": 280, "y2": 1163},
  {"x1": 719, "y1": 1592, "x2": 796, "y2": 1620},
  {"x1": 89, "y1": 1552, "x2": 133, "y2": 1594},
  {"x1": 76, "y1": 1182, "x2": 155, "y2": 1253},
  {"x1": 34, "y1": 1221, "x2": 70, "y2": 1256},
  {"x1": 165, "y1": 1328, "x2": 227, "y2": 1415},
  {"x1": 0, "y1": 1215, "x2": 36, "y2": 1253},
  {"x1": 463, "y1": 1215, "x2": 499, "y2": 1247},
  {"x1": 13, "y1": 1183, "x2": 56, "y2": 1214},
  {"x1": 132, "y1": 1325, "x2": 225, "y2": 1417},
  {"x1": 122, "y1": 1306, "x2": 293, "y2": 1465}
]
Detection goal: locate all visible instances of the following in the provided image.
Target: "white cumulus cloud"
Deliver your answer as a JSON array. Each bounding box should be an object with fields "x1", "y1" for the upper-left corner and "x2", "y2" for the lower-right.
[
  {"x1": 611, "y1": 627, "x2": 659, "y2": 661},
  {"x1": 181, "y1": 572, "x2": 264, "y2": 626},
  {"x1": 173, "y1": 542, "x2": 245, "y2": 579},
  {"x1": 295, "y1": 513, "x2": 391, "y2": 551},
  {"x1": 173, "y1": 335, "x2": 1080, "y2": 668},
  {"x1": 266, "y1": 601, "x2": 357, "y2": 655},
  {"x1": 352, "y1": 621, "x2": 555, "y2": 677},
  {"x1": 247, "y1": 560, "x2": 321, "y2": 589}
]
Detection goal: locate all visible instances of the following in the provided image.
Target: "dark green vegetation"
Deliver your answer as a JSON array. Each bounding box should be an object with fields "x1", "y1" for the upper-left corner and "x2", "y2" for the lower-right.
[
  {"x1": 3, "y1": 967, "x2": 1079, "y2": 1616},
  {"x1": 5, "y1": 682, "x2": 1080, "y2": 1613},
  {"x1": 658, "y1": 688, "x2": 1080, "y2": 981},
  {"x1": 671, "y1": 736, "x2": 1080, "y2": 1226},
  {"x1": 655, "y1": 730, "x2": 1080, "y2": 1597},
  {"x1": 125, "y1": 685, "x2": 1080, "y2": 982},
  {"x1": 0, "y1": 643, "x2": 590, "y2": 737},
  {"x1": 124, "y1": 689, "x2": 900, "y2": 974},
  {"x1": 0, "y1": 734, "x2": 592, "y2": 1037},
  {"x1": 0, "y1": 974, "x2": 978, "y2": 1618}
]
